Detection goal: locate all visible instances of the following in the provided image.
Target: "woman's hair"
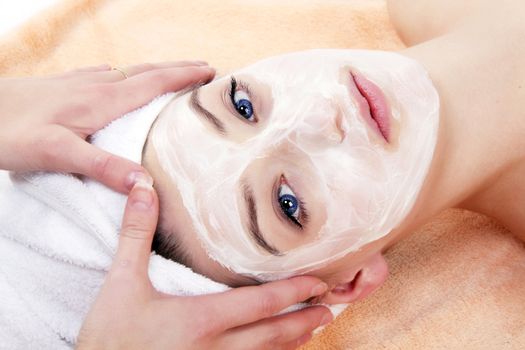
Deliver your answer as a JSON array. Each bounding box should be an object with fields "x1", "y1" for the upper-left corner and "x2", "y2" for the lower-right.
[{"x1": 151, "y1": 227, "x2": 192, "y2": 268}]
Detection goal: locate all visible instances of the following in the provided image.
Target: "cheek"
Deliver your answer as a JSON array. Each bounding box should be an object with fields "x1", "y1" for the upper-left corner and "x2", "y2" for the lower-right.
[
  {"x1": 310, "y1": 255, "x2": 363, "y2": 286},
  {"x1": 309, "y1": 238, "x2": 387, "y2": 282}
]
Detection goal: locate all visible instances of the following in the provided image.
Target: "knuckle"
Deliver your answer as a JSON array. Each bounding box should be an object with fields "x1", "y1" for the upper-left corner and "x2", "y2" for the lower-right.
[
  {"x1": 141, "y1": 71, "x2": 173, "y2": 93},
  {"x1": 287, "y1": 280, "x2": 302, "y2": 301},
  {"x1": 258, "y1": 291, "x2": 280, "y2": 317},
  {"x1": 149, "y1": 69, "x2": 170, "y2": 85},
  {"x1": 192, "y1": 324, "x2": 214, "y2": 342},
  {"x1": 188, "y1": 303, "x2": 223, "y2": 340},
  {"x1": 85, "y1": 84, "x2": 114, "y2": 107},
  {"x1": 91, "y1": 153, "x2": 117, "y2": 181},
  {"x1": 105, "y1": 267, "x2": 136, "y2": 285},
  {"x1": 121, "y1": 220, "x2": 152, "y2": 240},
  {"x1": 191, "y1": 319, "x2": 216, "y2": 341},
  {"x1": 55, "y1": 96, "x2": 94, "y2": 122},
  {"x1": 138, "y1": 62, "x2": 154, "y2": 72}
]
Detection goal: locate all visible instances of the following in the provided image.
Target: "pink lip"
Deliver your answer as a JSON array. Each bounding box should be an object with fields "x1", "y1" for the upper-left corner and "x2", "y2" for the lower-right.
[{"x1": 349, "y1": 71, "x2": 391, "y2": 142}]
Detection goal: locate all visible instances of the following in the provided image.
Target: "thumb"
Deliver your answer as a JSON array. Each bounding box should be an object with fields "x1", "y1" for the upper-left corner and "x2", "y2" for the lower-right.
[{"x1": 112, "y1": 178, "x2": 159, "y2": 278}]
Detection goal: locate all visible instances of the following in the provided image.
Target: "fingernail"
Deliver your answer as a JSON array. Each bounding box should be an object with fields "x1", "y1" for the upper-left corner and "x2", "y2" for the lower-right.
[
  {"x1": 125, "y1": 171, "x2": 153, "y2": 190},
  {"x1": 296, "y1": 333, "x2": 312, "y2": 346},
  {"x1": 310, "y1": 282, "x2": 328, "y2": 297},
  {"x1": 206, "y1": 69, "x2": 216, "y2": 79},
  {"x1": 199, "y1": 66, "x2": 216, "y2": 73},
  {"x1": 131, "y1": 182, "x2": 153, "y2": 210},
  {"x1": 319, "y1": 312, "x2": 333, "y2": 327}
]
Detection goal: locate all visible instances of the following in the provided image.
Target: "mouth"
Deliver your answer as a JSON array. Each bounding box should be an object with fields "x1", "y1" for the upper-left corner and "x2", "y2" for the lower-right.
[{"x1": 349, "y1": 71, "x2": 391, "y2": 142}]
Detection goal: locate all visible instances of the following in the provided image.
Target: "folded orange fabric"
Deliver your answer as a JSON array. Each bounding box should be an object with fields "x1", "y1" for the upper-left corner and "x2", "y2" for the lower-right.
[{"x1": 1, "y1": 1, "x2": 523, "y2": 349}]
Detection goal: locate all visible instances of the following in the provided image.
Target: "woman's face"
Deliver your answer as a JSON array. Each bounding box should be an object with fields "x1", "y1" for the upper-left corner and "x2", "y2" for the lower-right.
[{"x1": 149, "y1": 49, "x2": 439, "y2": 282}]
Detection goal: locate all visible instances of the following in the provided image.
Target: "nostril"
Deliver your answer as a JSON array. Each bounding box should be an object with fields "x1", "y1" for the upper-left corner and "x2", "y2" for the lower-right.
[
  {"x1": 334, "y1": 109, "x2": 347, "y2": 143},
  {"x1": 349, "y1": 270, "x2": 362, "y2": 292},
  {"x1": 332, "y1": 269, "x2": 362, "y2": 295},
  {"x1": 296, "y1": 99, "x2": 346, "y2": 147},
  {"x1": 332, "y1": 285, "x2": 347, "y2": 294}
]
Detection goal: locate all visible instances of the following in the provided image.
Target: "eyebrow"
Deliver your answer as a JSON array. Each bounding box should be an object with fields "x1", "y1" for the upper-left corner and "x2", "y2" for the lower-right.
[
  {"x1": 189, "y1": 88, "x2": 226, "y2": 134},
  {"x1": 243, "y1": 184, "x2": 281, "y2": 256}
]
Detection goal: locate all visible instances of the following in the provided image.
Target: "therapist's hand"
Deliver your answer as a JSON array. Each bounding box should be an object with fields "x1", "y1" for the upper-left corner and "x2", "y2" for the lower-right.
[
  {"x1": 0, "y1": 62, "x2": 214, "y2": 192},
  {"x1": 76, "y1": 179, "x2": 332, "y2": 350}
]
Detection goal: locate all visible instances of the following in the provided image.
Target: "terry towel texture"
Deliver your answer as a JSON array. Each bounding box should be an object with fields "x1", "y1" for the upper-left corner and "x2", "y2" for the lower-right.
[
  {"x1": 0, "y1": 94, "x2": 230, "y2": 348},
  {"x1": 0, "y1": 0, "x2": 524, "y2": 349}
]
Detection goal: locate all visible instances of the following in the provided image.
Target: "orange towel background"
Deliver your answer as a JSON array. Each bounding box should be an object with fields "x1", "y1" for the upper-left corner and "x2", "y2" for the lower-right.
[{"x1": 1, "y1": 1, "x2": 523, "y2": 348}]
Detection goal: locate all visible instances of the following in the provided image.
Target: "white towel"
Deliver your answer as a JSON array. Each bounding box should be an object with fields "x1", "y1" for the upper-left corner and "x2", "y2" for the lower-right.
[
  {"x1": 0, "y1": 94, "x2": 343, "y2": 349},
  {"x1": 0, "y1": 94, "x2": 229, "y2": 348}
]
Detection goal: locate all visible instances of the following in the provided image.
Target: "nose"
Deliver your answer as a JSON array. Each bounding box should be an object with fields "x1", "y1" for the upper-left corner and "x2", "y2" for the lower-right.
[
  {"x1": 293, "y1": 100, "x2": 346, "y2": 150},
  {"x1": 332, "y1": 110, "x2": 346, "y2": 143}
]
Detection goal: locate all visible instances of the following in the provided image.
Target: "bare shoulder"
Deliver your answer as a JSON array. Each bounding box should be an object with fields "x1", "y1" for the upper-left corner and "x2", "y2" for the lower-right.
[{"x1": 387, "y1": 0, "x2": 525, "y2": 46}]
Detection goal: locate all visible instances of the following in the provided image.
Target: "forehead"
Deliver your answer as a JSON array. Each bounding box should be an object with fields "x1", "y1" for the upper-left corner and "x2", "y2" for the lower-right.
[
  {"x1": 236, "y1": 50, "x2": 345, "y2": 85},
  {"x1": 232, "y1": 49, "x2": 402, "y2": 101},
  {"x1": 235, "y1": 49, "x2": 396, "y2": 78}
]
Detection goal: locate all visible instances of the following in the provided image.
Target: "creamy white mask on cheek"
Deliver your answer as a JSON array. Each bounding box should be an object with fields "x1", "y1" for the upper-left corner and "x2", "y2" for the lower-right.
[{"x1": 151, "y1": 49, "x2": 439, "y2": 281}]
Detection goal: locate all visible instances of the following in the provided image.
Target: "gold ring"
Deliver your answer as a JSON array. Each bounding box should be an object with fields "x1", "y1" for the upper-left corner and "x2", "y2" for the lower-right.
[{"x1": 112, "y1": 67, "x2": 129, "y2": 79}]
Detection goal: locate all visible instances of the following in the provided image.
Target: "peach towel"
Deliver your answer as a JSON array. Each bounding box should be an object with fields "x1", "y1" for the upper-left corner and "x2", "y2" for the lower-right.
[{"x1": 1, "y1": 0, "x2": 523, "y2": 348}]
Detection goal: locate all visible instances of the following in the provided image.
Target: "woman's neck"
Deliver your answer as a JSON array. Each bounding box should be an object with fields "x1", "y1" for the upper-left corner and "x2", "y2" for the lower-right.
[{"x1": 398, "y1": 16, "x2": 525, "y2": 237}]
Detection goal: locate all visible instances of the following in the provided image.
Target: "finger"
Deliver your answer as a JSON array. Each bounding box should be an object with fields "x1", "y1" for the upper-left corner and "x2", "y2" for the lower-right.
[
  {"x1": 93, "y1": 65, "x2": 215, "y2": 122},
  {"x1": 120, "y1": 60, "x2": 209, "y2": 77},
  {"x1": 112, "y1": 180, "x2": 159, "y2": 278},
  {"x1": 34, "y1": 127, "x2": 149, "y2": 193},
  {"x1": 287, "y1": 333, "x2": 314, "y2": 350},
  {"x1": 221, "y1": 306, "x2": 331, "y2": 350},
  {"x1": 196, "y1": 276, "x2": 328, "y2": 330},
  {"x1": 53, "y1": 64, "x2": 112, "y2": 78},
  {"x1": 71, "y1": 64, "x2": 112, "y2": 73},
  {"x1": 89, "y1": 60, "x2": 210, "y2": 83}
]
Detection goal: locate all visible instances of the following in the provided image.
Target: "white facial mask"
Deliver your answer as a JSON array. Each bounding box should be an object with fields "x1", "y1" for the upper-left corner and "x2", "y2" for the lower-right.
[{"x1": 151, "y1": 49, "x2": 439, "y2": 281}]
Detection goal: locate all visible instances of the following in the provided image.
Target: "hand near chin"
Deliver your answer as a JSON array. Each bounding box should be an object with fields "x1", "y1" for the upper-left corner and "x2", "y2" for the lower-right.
[
  {"x1": 0, "y1": 61, "x2": 214, "y2": 192},
  {"x1": 76, "y1": 179, "x2": 332, "y2": 350}
]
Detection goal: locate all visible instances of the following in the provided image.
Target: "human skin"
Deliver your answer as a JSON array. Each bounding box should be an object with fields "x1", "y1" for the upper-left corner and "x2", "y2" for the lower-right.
[
  {"x1": 389, "y1": 0, "x2": 525, "y2": 240},
  {"x1": 0, "y1": 61, "x2": 332, "y2": 349},
  {"x1": 0, "y1": 61, "x2": 213, "y2": 193},
  {"x1": 77, "y1": 181, "x2": 331, "y2": 350},
  {"x1": 142, "y1": 0, "x2": 525, "y2": 305},
  {"x1": 149, "y1": 49, "x2": 438, "y2": 280}
]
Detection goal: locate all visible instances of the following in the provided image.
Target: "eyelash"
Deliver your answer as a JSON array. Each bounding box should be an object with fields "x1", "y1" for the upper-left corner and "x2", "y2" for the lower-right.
[
  {"x1": 229, "y1": 76, "x2": 258, "y2": 122},
  {"x1": 277, "y1": 175, "x2": 308, "y2": 229}
]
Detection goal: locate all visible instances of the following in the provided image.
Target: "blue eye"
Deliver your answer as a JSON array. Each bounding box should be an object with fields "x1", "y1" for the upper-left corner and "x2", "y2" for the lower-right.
[
  {"x1": 233, "y1": 90, "x2": 254, "y2": 121},
  {"x1": 229, "y1": 77, "x2": 256, "y2": 122},
  {"x1": 278, "y1": 182, "x2": 302, "y2": 227},
  {"x1": 279, "y1": 193, "x2": 299, "y2": 217}
]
